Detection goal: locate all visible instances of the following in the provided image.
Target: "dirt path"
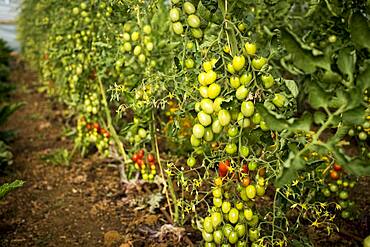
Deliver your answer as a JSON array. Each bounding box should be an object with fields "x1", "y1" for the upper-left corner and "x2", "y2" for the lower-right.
[{"x1": 0, "y1": 62, "x2": 189, "y2": 247}]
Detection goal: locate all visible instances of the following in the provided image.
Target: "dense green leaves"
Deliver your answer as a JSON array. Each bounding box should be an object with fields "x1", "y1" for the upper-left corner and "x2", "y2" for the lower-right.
[{"x1": 350, "y1": 13, "x2": 370, "y2": 50}]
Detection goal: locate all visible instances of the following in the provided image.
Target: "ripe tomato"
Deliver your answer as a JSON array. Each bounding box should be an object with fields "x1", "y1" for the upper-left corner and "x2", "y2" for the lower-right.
[
  {"x1": 330, "y1": 170, "x2": 339, "y2": 180},
  {"x1": 138, "y1": 149, "x2": 145, "y2": 159},
  {"x1": 187, "y1": 14, "x2": 200, "y2": 28},
  {"x1": 333, "y1": 163, "x2": 342, "y2": 172},
  {"x1": 241, "y1": 101, "x2": 255, "y2": 117},
  {"x1": 132, "y1": 153, "x2": 139, "y2": 162},
  {"x1": 242, "y1": 176, "x2": 251, "y2": 187},
  {"x1": 244, "y1": 42, "x2": 257, "y2": 55},
  {"x1": 208, "y1": 83, "x2": 221, "y2": 99},
  {"x1": 219, "y1": 160, "x2": 230, "y2": 177},
  {"x1": 147, "y1": 153, "x2": 155, "y2": 163},
  {"x1": 218, "y1": 109, "x2": 231, "y2": 126},
  {"x1": 232, "y1": 55, "x2": 246, "y2": 71}
]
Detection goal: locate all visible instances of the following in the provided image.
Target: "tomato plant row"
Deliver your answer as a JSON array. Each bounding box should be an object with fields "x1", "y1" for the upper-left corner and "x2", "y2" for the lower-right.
[{"x1": 18, "y1": 0, "x2": 370, "y2": 246}]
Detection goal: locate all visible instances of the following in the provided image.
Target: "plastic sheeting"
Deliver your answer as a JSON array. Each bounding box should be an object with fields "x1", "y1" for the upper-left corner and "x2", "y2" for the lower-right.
[{"x1": 0, "y1": 0, "x2": 20, "y2": 51}]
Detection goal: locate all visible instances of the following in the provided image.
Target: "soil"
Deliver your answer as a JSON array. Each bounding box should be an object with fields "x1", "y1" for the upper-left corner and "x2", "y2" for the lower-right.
[
  {"x1": 0, "y1": 61, "x2": 193, "y2": 247},
  {"x1": 0, "y1": 60, "x2": 369, "y2": 247}
]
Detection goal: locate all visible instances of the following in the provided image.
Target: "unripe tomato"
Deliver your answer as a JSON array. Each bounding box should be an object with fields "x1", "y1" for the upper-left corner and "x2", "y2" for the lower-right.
[
  {"x1": 229, "y1": 208, "x2": 239, "y2": 224},
  {"x1": 172, "y1": 22, "x2": 184, "y2": 34},
  {"x1": 339, "y1": 190, "x2": 349, "y2": 200},
  {"x1": 341, "y1": 210, "x2": 351, "y2": 219},
  {"x1": 198, "y1": 111, "x2": 212, "y2": 126},
  {"x1": 272, "y1": 94, "x2": 286, "y2": 108},
  {"x1": 256, "y1": 185, "x2": 265, "y2": 196},
  {"x1": 223, "y1": 45, "x2": 231, "y2": 53},
  {"x1": 218, "y1": 109, "x2": 231, "y2": 126},
  {"x1": 330, "y1": 184, "x2": 338, "y2": 192},
  {"x1": 208, "y1": 83, "x2": 221, "y2": 99},
  {"x1": 138, "y1": 54, "x2": 146, "y2": 63},
  {"x1": 212, "y1": 119, "x2": 223, "y2": 134},
  {"x1": 252, "y1": 113, "x2": 261, "y2": 124},
  {"x1": 213, "y1": 97, "x2": 224, "y2": 112},
  {"x1": 322, "y1": 188, "x2": 331, "y2": 197},
  {"x1": 251, "y1": 57, "x2": 267, "y2": 70},
  {"x1": 244, "y1": 42, "x2": 257, "y2": 55},
  {"x1": 187, "y1": 156, "x2": 196, "y2": 167},
  {"x1": 133, "y1": 46, "x2": 142, "y2": 56},
  {"x1": 183, "y1": 1, "x2": 196, "y2": 14},
  {"x1": 230, "y1": 76, "x2": 241, "y2": 89},
  {"x1": 213, "y1": 187, "x2": 223, "y2": 198},
  {"x1": 198, "y1": 72, "x2": 207, "y2": 85},
  {"x1": 227, "y1": 63, "x2": 235, "y2": 74},
  {"x1": 238, "y1": 22, "x2": 246, "y2": 31},
  {"x1": 242, "y1": 176, "x2": 251, "y2": 187},
  {"x1": 202, "y1": 231, "x2": 213, "y2": 242},
  {"x1": 246, "y1": 185, "x2": 256, "y2": 199},
  {"x1": 131, "y1": 31, "x2": 140, "y2": 41},
  {"x1": 205, "y1": 70, "x2": 217, "y2": 85},
  {"x1": 215, "y1": 177, "x2": 223, "y2": 187},
  {"x1": 187, "y1": 14, "x2": 201, "y2": 28},
  {"x1": 228, "y1": 126, "x2": 239, "y2": 137},
  {"x1": 244, "y1": 208, "x2": 253, "y2": 221},
  {"x1": 232, "y1": 56, "x2": 246, "y2": 71},
  {"x1": 204, "y1": 128, "x2": 214, "y2": 142},
  {"x1": 240, "y1": 146, "x2": 249, "y2": 157},
  {"x1": 185, "y1": 58, "x2": 195, "y2": 68},
  {"x1": 260, "y1": 121, "x2": 269, "y2": 131},
  {"x1": 241, "y1": 101, "x2": 255, "y2": 117},
  {"x1": 203, "y1": 61, "x2": 213, "y2": 72},
  {"x1": 359, "y1": 131, "x2": 368, "y2": 140},
  {"x1": 201, "y1": 98, "x2": 214, "y2": 114},
  {"x1": 190, "y1": 134, "x2": 201, "y2": 146},
  {"x1": 222, "y1": 201, "x2": 231, "y2": 213},
  {"x1": 236, "y1": 86, "x2": 249, "y2": 100},
  {"x1": 213, "y1": 197, "x2": 223, "y2": 207},
  {"x1": 228, "y1": 231, "x2": 239, "y2": 244},
  {"x1": 240, "y1": 72, "x2": 252, "y2": 85},
  {"x1": 191, "y1": 28, "x2": 203, "y2": 38},
  {"x1": 222, "y1": 224, "x2": 233, "y2": 238},
  {"x1": 213, "y1": 230, "x2": 224, "y2": 244},
  {"x1": 249, "y1": 228, "x2": 259, "y2": 242},
  {"x1": 199, "y1": 86, "x2": 209, "y2": 98},
  {"x1": 225, "y1": 143, "x2": 237, "y2": 154},
  {"x1": 261, "y1": 74, "x2": 274, "y2": 89},
  {"x1": 235, "y1": 223, "x2": 246, "y2": 237},
  {"x1": 193, "y1": 123, "x2": 205, "y2": 138},
  {"x1": 123, "y1": 42, "x2": 132, "y2": 52},
  {"x1": 211, "y1": 212, "x2": 223, "y2": 228}
]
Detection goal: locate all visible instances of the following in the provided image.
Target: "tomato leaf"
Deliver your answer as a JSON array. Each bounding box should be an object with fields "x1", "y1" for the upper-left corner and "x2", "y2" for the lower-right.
[
  {"x1": 275, "y1": 152, "x2": 305, "y2": 187},
  {"x1": 342, "y1": 106, "x2": 366, "y2": 125},
  {"x1": 284, "y1": 79, "x2": 299, "y2": 98},
  {"x1": 350, "y1": 13, "x2": 370, "y2": 50},
  {"x1": 337, "y1": 48, "x2": 356, "y2": 84},
  {"x1": 307, "y1": 82, "x2": 330, "y2": 109},
  {"x1": 255, "y1": 104, "x2": 289, "y2": 131}
]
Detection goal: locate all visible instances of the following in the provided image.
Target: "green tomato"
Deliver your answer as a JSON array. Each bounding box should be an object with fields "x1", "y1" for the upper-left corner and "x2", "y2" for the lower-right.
[
  {"x1": 241, "y1": 101, "x2": 255, "y2": 117},
  {"x1": 235, "y1": 224, "x2": 246, "y2": 238},
  {"x1": 204, "y1": 216, "x2": 214, "y2": 233},
  {"x1": 191, "y1": 28, "x2": 203, "y2": 38},
  {"x1": 251, "y1": 57, "x2": 267, "y2": 70},
  {"x1": 339, "y1": 190, "x2": 349, "y2": 200},
  {"x1": 222, "y1": 201, "x2": 231, "y2": 214},
  {"x1": 260, "y1": 121, "x2": 269, "y2": 131},
  {"x1": 247, "y1": 215, "x2": 259, "y2": 227},
  {"x1": 228, "y1": 126, "x2": 239, "y2": 137},
  {"x1": 249, "y1": 228, "x2": 259, "y2": 242},
  {"x1": 222, "y1": 224, "x2": 233, "y2": 238},
  {"x1": 339, "y1": 200, "x2": 349, "y2": 209},
  {"x1": 198, "y1": 111, "x2": 212, "y2": 126},
  {"x1": 187, "y1": 14, "x2": 201, "y2": 28},
  {"x1": 218, "y1": 109, "x2": 231, "y2": 126},
  {"x1": 246, "y1": 185, "x2": 256, "y2": 199},
  {"x1": 228, "y1": 208, "x2": 239, "y2": 224},
  {"x1": 213, "y1": 197, "x2": 223, "y2": 208},
  {"x1": 252, "y1": 113, "x2": 261, "y2": 124},
  {"x1": 230, "y1": 76, "x2": 240, "y2": 89},
  {"x1": 240, "y1": 72, "x2": 252, "y2": 85},
  {"x1": 204, "y1": 70, "x2": 217, "y2": 85},
  {"x1": 232, "y1": 55, "x2": 246, "y2": 71},
  {"x1": 244, "y1": 42, "x2": 257, "y2": 55},
  {"x1": 211, "y1": 212, "x2": 223, "y2": 228},
  {"x1": 228, "y1": 231, "x2": 239, "y2": 244},
  {"x1": 359, "y1": 131, "x2": 368, "y2": 140},
  {"x1": 341, "y1": 210, "x2": 351, "y2": 219},
  {"x1": 185, "y1": 58, "x2": 195, "y2": 69},
  {"x1": 190, "y1": 135, "x2": 201, "y2": 147},
  {"x1": 322, "y1": 188, "x2": 331, "y2": 197},
  {"x1": 199, "y1": 86, "x2": 209, "y2": 98},
  {"x1": 133, "y1": 46, "x2": 142, "y2": 56},
  {"x1": 195, "y1": 102, "x2": 201, "y2": 112},
  {"x1": 187, "y1": 156, "x2": 196, "y2": 167},
  {"x1": 243, "y1": 208, "x2": 253, "y2": 221},
  {"x1": 202, "y1": 231, "x2": 213, "y2": 242},
  {"x1": 192, "y1": 123, "x2": 205, "y2": 138},
  {"x1": 272, "y1": 94, "x2": 286, "y2": 108},
  {"x1": 256, "y1": 185, "x2": 265, "y2": 196},
  {"x1": 198, "y1": 72, "x2": 207, "y2": 85},
  {"x1": 208, "y1": 83, "x2": 221, "y2": 99},
  {"x1": 213, "y1": 97, "x2": 224, "y2": 112},
  {"x1": 143, "y1": 25, "x2": 152, "y2": 34},
  {"x1": 213, "y1": 230, "x2": 224, "y2": 244},
  {"x1": 213, "y1": 187, "x2": 223, "y2": 198},
  {"x1": 261, "y1": 74, "x2": 274, "y2": 89},
  {"x1": 236, "y1": 86, "x2": 249, "y2": 100},
  {"x1": 240, "y1": 146, "x2": 249, "y2": 157},
  {"x1": 204, "y1": 128, "x2": 214, "y2": 142},
  {"x1": 225, "y1": 143, "x2": 237, "y2": 154},
  {"x1": 170, "y1": 8, "x2": 181, "y2": 22},
  {"x1": 201, "y1": 98, "x2": 214, "y2": 114},
  {"x1": 172, "y1": 22, "x2": 184, "y2": 35},
  {"x1": 183, "y1": 1, "x2": 196, "y2": 14},
  {"x1": 237, "y1": 113, "x2": 251, "y2": 128},
  {"x1": 212, "y1": 119, "x2": 222, "y2": 134}
]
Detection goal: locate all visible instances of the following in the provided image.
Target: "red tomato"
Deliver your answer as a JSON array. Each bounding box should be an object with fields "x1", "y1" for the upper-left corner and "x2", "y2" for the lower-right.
[
  {"x1": 147, "y1": 153, "x2": 155, "y2": 163},
  {"x1": 93, "y1": 123, "x2": 100, "y2": 131},
  {"x1": 138, "y1": 149, "x2": 145, "y2": 159},
  {"x1": 330, "y1": 170, "x2": 339, "y2": 180},
  {"x1": 132, "y1": 154, "x2": 139, "y2": 162},
  {"x1": 241, "y1": 164, "x2": 249, "y2": 174},
  {"x1": 333, "y1": 163, "x2": 342, "y2": 172},
  {"x1": 86, "y1": 123, "x2": 91, "y2": 130},
  {"x1": 219, "y1": 160, "x2": 230, "y2": 177},
  {"x1": 137, "y1": 159, "x2": 144, "y2": 167}
]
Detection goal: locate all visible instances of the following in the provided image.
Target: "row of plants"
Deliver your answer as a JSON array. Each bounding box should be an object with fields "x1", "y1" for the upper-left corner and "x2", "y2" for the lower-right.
[
  {"x1": 0, "y1": 39, "x2": 24, "y2": 199},
  {"x1": 18, "y1": 0, "x2": 370, "y2": 246}
]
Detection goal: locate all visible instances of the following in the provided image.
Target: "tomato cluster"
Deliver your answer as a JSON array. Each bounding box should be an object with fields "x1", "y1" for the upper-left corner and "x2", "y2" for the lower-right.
[{"x1": 131, "y1": 149, "x2": 157, "y2": 181}]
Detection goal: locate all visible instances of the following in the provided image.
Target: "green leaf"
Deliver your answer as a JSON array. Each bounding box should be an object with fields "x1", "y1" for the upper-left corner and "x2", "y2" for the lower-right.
[
  {"x1": 350, "y1": 13, "x2": 370, "y2": 50},
  {"x1": 285, "y1": 79, "x2": 299, "y2": 98},
  {"x1": 344, "y1": 159, "x2": 370, "y2": 175},
  {"x1": 255, "y1": 104, "x2": 289, "y2": 131},
  {"x1": 357, "y1": 63, "x2": 370, "y2": 91},
  {"x1": 288, "y1": 112, "x2": 312, "y2": 132},
  {"x1": 307, "y1": 82, "x2": 330, "y2": 109},
  {"x1": 337, "y1": 48, "x2": 356, "y2": 84},
  {"x1": 342, "y1": 106, "x2": 366, "y2": 125},
  {"x1": 275, "y1": 152, "x2": 305, "y2": 187},
  {"x1": 0, "y1": 102, "x2": 24, "y2": 126},
  {"x1": 0, "y1": 180, "x2": 24, "y2": 199}
]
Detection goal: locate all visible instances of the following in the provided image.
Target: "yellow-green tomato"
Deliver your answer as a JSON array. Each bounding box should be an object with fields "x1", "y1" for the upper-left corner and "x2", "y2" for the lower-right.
[
  {"x1": 251, "y1": 57, "x2": 267, "y2": 70},
  {"x1": 243, "y1": 208, "x2": 253, "y2": 221},
  {"x1": 218, "y1": 109, "x2": 231, "y2": 126},
  {"x1": 198, "y1": 111, "x2": 212, "y2": 126},
  {"x1": 201, "y1": 98, "x2": 214, "y2": 114},
  {"x1": 228, "y1": 231, "x2": 239, "y2": 244},
  {"x1": 236, "y1": 86, "x2": 249, "y2": 100},
  {"x1": 239, "y1": 146, "x2": 249, "y2": 157},
  {"x1": 230, "y1": 76, "x2": 240, "y2": 89},
  {"x1": 187, "y1": 14, "x2": 201, "y2": 28},
  {"x1": 133, "y1": 46, "x2": 142, "y2": 56},
  {"x1": 225, "y1": 143, "x2": 237, "y2": 154},
  {"x1": 261, "y1": 74, "x2": 274, "y2": 89},
  {"x1": 244, "y1": 42, "x2": 257, "y2": 55},
  {"x1": 172, "y1": 22, "x2": 184, "y2": 35},
  {"x1": 272, "y1": 93, "x2": 286, "y2": 108},
  {"x1": 213, "y1": 197, "x2": 222, "y2": 207},
  {"x1": 191, "y1": 28, "x2": 203, "y2": 38},
  {"x1": 143, "y1": 25, "x2": 152, "y2": 34},
  {"x1": 208, "y1": 83, "x2": 221, "y2": 99},
  {"x1": 203, "y1": 61, "x2": 213, "y2": 72},
  {"x1": 183, "y1": 1, "x2": 196, "y2": 14},
  {"x1": 222, "y1": 201, "x2": 231, "y2": 214},
  {"x1": 232, "y1": 55, "x2": 246, "y2": 71},
  {"x1": 252, "y1": 113, "x2": 261, "y2": 124},
  {"x1": 205, "y1": 70, "x2": 217, "y2": 85},
  {"x1": 213, "y1": 230, "x2": 224, "y2": 244},
  {"x1": 211, "y1": 212, "x2": 223, "y2": 228},
  {"x1": 235, "y1": 224, "x2": 246, "y2": 238},
  {"x1": 212, "y1": 119, "x2": 223, "y2": 134},
  {"x1": 240, "y1": 72, "x2": 252, "y2": 85},
  {"x1": 246, "y1": 185, "x2": 256, "y2": 199},
  {"x1": 241, "y1": 101, "x2": 255, "y2": 117},
  {"x1": 213, "y1": 97, "x2": 224, "y2": 112},
  {"x1": 131, "y1": 31, "x2": 140, "y2": 41},
  {"x1": 256, "y1": 185, "x2": 265, "y2": 196},
  {"x1": 192, "y1": 123, "x2": 205, "y2": 138},
  {"x1": 185, "y1": 58, "x2": 195, "y2": 69},
  {"x1": 204, "y1": 128, "x2": 214, "y2": 142},
  {"x1": 190, "y1": 135, "x2": 201, "y2": 146},
  {"x1": 222, "y1": 224, "x2": 233, "y2": 238},
  {"x1": 202, "y1": 231, "x2": 213, "y2": 242},
  {"x1": 228, "y1": 208, "x2": 239, "y2": 224},
  {"x1": 199, "y1": 86, "x2": 209, "y2": 98},
  {"x1": 170, "y1": 8, "x2": 180, "y2": 22},
  {"x1": 260, "y1": 121, "x2": 269, "y2": 131},
  {"x1": 227, "y1": 63, "x2": 235, "y2": 74},
  {"x1": 198, "y1": 72, "x2": 207, "y2": 85}
]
